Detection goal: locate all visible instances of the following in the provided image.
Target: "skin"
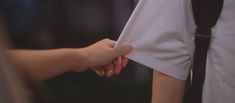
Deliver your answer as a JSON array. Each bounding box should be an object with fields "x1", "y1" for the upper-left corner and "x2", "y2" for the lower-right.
[
  {"x1": 151, "y1": 70, "x2": 185, "y2": 103},
  {"x1": 1, "y1": 12, "x2": 185, "y2": 103},
  {"x1": 7, "y1": 39, "x2": 185, "y2": 103},
  {"x1": 7, "y1": 39, "x2": 133, "y2": 82}
]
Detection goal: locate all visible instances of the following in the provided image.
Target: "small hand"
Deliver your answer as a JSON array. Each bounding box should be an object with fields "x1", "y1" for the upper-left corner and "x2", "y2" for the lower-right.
[{"x1": 83, "y1": 39, "x2": 132, "y2": 77}]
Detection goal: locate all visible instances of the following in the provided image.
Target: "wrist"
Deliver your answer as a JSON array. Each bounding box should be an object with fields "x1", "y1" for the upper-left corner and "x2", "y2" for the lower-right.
[{"x1": 70, "y1": 48, "x2": 90, "y2": 71}]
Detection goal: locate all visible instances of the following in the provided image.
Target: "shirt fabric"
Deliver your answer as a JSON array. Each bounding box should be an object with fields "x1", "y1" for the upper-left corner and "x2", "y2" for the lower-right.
[{"x1": 115, "y1": 0, "x2": 235, "y2": 103}]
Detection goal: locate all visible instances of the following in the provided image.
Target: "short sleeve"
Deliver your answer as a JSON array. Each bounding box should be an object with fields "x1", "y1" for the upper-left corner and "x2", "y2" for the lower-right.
[{"x1": 115, "y1": 0, "x2": 196, "y2": 80}]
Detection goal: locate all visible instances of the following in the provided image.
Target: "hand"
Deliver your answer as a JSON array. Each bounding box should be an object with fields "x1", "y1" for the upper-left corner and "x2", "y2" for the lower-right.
[
  {"x1": 80, "y1": 39, "x2": 132, "y2": 77},
  {"x1": 93, "y1": 57, "x2": 129, "y2": 77}
]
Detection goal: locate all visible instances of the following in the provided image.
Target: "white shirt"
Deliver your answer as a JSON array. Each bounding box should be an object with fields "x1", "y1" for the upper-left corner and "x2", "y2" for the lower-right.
[{"x1": 115, "y1": 0, "x2": 235, "y2": 103}]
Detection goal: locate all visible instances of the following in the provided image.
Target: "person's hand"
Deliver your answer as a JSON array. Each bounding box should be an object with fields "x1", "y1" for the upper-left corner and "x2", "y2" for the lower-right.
[
  {"x1": 93, "y1": 57, "x2": 129, "y2": 77},
  {"x1": 79, "y1": 39, "x2": 132, "y2": 77}
]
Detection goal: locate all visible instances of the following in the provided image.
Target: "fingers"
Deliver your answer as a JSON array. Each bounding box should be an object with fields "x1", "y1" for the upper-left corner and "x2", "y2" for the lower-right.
[
  {"x1": 105, "y1": 63, "x2": 115, "y2": 77},
  {"x1": 114, "y1": 45, "x2": 133, "y2": 57},
  {"x1": 93, "y1": 57, "x2": 129, "y2": 77},
  {"x1": 102, "y1": 39, "x2": 133, "y2": 56},
  {"x1": 91, "y1": 39, "x2": 132, "y2": 77},
  {"x1": 104, "y1": 57, "x2": 128, "y2": 77},
  {"x1": 113, "y1": 57, "x2": 129, "y2": 75},
  {"x1": 93, "y1": 63, "x2": 116, "y2": 78},
  {"x1": 107, "y1": 40, "x2": 116, "y2": 48},
  {"x1": 102, "y1": 39, "x2": 116, "y2": 48},
  {"x1": 93, "y1": 59, "x2": 123, "y2": 77},
  {"x1": 114, "y1": 57, "x2": 122, "y2": 75},
  {"x1": 121, "y1": 57, "x2": 129, "y2": 68},
  {"x1": 93, "y1": 67, "x2": 106, "y2": 77}
]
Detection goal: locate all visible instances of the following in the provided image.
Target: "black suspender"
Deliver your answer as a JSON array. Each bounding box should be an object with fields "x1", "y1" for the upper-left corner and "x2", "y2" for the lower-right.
[{"x1": 184, "y1": 0, "x2": 224, "y2": 103}]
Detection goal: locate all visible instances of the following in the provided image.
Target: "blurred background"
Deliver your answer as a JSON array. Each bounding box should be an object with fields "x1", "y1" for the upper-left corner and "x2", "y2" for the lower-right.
[{"x1": 0, "y1": 0, "x2": 153, "y2": 103}]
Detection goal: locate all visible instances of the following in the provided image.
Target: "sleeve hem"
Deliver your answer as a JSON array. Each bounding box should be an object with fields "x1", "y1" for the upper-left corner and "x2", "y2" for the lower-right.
[{"x1": 126, "y1": 50, "x2": 190, "y2": 80}]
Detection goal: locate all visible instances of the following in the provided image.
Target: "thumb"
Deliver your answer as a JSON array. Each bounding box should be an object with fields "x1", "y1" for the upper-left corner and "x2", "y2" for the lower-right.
[{"x1": 114, "y1": 45, "x2": 133, "y2": 57}]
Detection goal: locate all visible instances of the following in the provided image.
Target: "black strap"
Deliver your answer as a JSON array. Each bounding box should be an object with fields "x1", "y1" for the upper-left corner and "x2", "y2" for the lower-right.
[{"x1": 184, "y1": 0, "x2": 223, "y2": 103}]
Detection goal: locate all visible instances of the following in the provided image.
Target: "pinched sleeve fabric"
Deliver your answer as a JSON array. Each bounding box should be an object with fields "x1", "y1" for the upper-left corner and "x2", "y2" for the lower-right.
[{"x1": 116, "y1": 0, "x2": 196, "y2": 80}]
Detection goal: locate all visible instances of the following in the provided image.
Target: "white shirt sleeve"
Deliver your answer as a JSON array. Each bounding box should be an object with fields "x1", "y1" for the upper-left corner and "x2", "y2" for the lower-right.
[{"x1": 115, "y1": 0, "x2": 196, "y2": 80}]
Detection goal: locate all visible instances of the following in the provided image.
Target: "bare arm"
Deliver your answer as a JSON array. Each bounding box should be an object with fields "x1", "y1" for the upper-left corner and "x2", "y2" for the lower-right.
[
  {"x1": 7, "y1": 49, "x2": 81, "y2": 82},
  {"x1": 152, "y1": 70, "x2": 185, "y2": 103},
  {"x1": 7, "y1": 39, "x2": 132, "y2": 82}
]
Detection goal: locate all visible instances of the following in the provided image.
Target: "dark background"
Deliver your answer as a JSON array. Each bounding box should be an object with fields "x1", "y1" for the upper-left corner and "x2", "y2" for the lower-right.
[{"x1": 0, "y1": 0, "x2": 153, "y2": 103}]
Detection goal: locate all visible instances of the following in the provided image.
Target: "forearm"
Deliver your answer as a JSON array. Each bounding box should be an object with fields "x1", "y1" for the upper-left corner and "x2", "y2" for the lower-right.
[
  {"x1": 7, "y1": 49, "x2": 88, "y2": 82},
  {"x1": 152, "y1": 70, "x2": 185, "y2": 103},
  {"x1": 5, "y1": 39, "x2": 132, "y2": 82}
]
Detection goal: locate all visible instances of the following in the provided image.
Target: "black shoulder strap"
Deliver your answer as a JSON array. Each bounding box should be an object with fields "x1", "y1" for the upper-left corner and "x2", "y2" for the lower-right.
[{"x1": 184, "y1": 0, "x2": 224, "y2": 103}]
